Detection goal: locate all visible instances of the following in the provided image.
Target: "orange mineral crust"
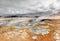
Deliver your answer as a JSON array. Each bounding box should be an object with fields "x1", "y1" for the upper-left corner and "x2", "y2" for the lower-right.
[{"x1": 0, "y1": 19, "x2": 60, "y2": 41}]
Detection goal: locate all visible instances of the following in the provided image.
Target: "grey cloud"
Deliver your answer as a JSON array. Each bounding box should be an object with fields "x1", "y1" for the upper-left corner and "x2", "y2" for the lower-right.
[{"x1": 0, "y1": 0, "x2": 60, "y2": 16}]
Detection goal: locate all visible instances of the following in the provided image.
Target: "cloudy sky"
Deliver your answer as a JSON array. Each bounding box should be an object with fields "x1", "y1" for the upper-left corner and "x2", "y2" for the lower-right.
[{"x1": 0, "y1": 0, "x2": 60, "y2": 16}]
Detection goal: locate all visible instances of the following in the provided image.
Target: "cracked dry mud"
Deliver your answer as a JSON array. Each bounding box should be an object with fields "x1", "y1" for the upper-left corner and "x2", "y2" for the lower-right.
[{"x1": 0, "y1": 19, "x2": 60, "y2": 41}]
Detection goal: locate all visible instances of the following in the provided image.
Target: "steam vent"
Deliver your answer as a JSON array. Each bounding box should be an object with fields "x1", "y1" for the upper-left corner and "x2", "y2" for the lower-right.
[{"x1": 0, "y1": 0, "x2": 60, "y2": 41}]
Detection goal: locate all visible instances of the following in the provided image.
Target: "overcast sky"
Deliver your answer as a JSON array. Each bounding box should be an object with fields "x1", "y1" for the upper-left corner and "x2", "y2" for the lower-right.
[{"x1": 0, "y1": 0, "x2": 60, "y2": 16}]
